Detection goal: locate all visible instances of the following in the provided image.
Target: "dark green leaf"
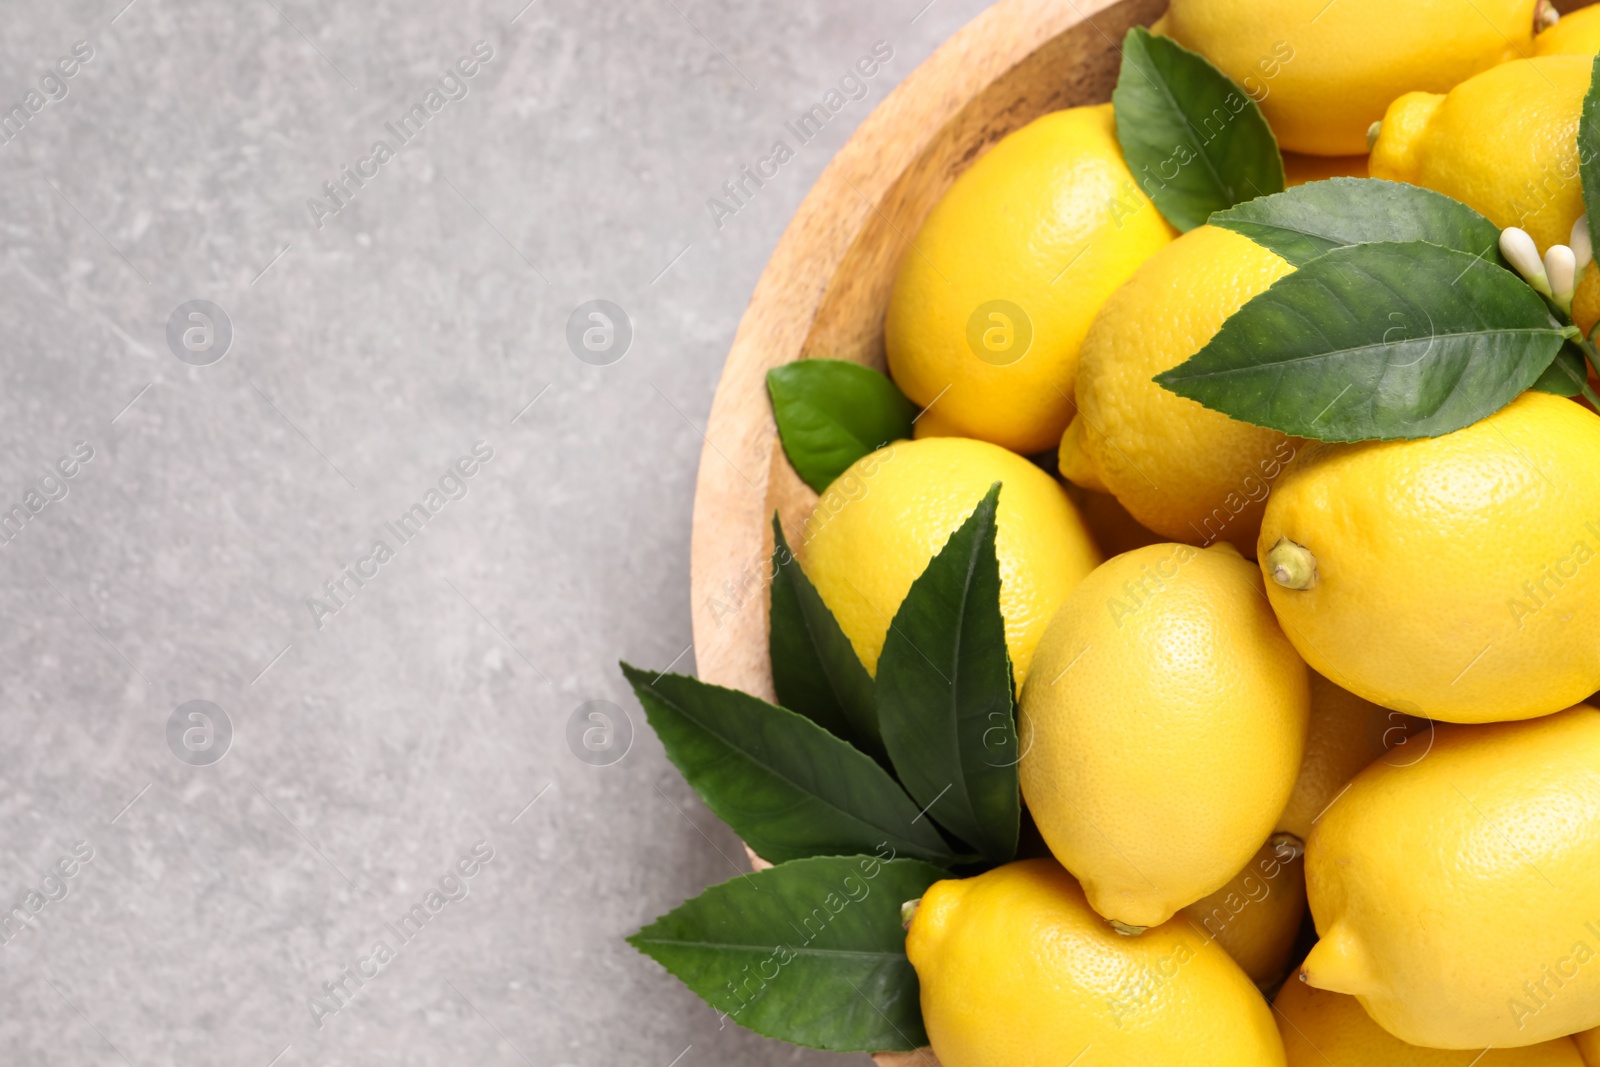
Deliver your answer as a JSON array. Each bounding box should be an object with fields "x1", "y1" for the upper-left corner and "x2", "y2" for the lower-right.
[
  {"x1": 1211, "y1": 178, "x2": 1505, "y2": 267},
  {"x1": 1157, "y1": 241, "x2": 1568, "y2": 441},
  {"x1": 876, "y1": 484, "x2": 1018, "y2": 865},
  {"x1": 628, "y1": 855, "x2": 947, "y2": 1051},
  {"x1": 1580, "y1": 54, "x2": 1600, "y2": 258},
  {"x1": 620, "y1": 664, "x2": 957, "y2": 865},
  {"x1": 1112, "y1": 27, "x2": 1285, "y2": 232},
  {"x1": 1533, "y1": 343, "x2": 1588, "y2": 397},
  {"x1": 767, "y1": 360, "x2": 917, "y2": 493},
  {"x1": 768, "y1": 516, "x2": 884, "y2": 762}
]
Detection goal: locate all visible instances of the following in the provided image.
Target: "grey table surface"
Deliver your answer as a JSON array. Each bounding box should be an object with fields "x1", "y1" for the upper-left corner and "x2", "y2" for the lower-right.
[{"x1": 0, "y1": 0, "x2": 997, "y2": 1063}]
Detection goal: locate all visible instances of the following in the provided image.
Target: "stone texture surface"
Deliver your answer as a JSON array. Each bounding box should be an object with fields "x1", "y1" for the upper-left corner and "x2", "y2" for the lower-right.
[{"x1": 0, "y1": 0, "x2": 994, "y2": 1063}]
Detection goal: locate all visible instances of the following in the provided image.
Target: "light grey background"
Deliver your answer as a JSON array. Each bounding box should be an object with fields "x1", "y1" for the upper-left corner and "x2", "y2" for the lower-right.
[{"x1": 0, "y1": 0, "x2": 995, "y2": 1064}]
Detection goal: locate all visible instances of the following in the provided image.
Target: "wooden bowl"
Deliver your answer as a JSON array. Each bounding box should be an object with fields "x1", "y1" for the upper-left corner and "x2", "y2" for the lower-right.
[{"x1": 686, "y1": 0, "x2": 1589, "y2": 1060}]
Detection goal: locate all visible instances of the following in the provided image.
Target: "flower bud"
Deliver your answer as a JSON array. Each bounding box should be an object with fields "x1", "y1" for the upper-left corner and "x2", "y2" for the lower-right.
[
  {"x1": 1547, "y1": 245, "x2": 1577, "y2": 312},
  {"x1": 1501, "y1": 227, "x2": 1552, "y2": 298},
  {"x1": 1572, "y1": 216, "x2": 1593, "y2": 274}
]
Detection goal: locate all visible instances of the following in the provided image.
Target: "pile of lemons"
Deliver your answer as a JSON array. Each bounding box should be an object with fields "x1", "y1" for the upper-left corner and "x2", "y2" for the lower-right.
[{"x1": 800, "y1": 1, "x2": 1600, "y2": 1062}]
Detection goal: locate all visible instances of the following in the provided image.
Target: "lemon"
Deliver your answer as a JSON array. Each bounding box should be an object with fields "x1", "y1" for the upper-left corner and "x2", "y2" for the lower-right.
[
  {"x1": 1275, "y1": 672, "x2": 1416, "y2": 844},
  {"x1": 1180, "y1": 837, "x2": 1306, "y2": 988},
  {"x1": 1578, "y1": 1028, "x2": 1600, "y2": 1066},
  {"x1": 1062, "y1": 483, "x2": 1165, "y2": 559},
  {"x1": 1537, "y1": 4, "x2": 1600, "y2": 54},
  {"x1": 906, "y1": 859, "x2": 1287, "y2": 1067},
  {"x1": 1284, "y1": 152, "x2": 1370, "y2": 187},
  {"x1": 1274, "y1": 975, "x2": 1587, "y2": 1065},
  {"x1": 1019, "y1": 542, "x2": 1309, "y2": 928},
  {"x1": 1370, "y1": 56, "x2": 1591, "y2": 251},
  {"x1": 1260, "y1": 392, "x2": 1600, "y2": 724},
  {"x1": 907, "y1": 402, "x2": 965, "y2": 441},
  {"x1": 801, "y1": 437, "x2": 1100, "y2": 686},
  {"x1": 885, "y1": 105, "x2": 1176, "y2": 455},
  {"x1": 1157, "y1": 0, "x2": 1539, "y2": 155},
  {"x1": 1575, "y1": 261, "x2": 1600, "y2": 336},
  {"x1": 1061, "y1": 225, "x2": 1298, "y2": 553},
  {"x1": 1301, "y1": 705, "x2": 1600, "y2": 1048}
]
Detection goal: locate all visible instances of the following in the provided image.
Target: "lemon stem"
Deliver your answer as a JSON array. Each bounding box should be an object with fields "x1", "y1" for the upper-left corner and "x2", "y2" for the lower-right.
[
  {"x1": 1266, "y1": 539, "x2": 1317, "y2": 591},
  {"x1": 900, "y1": 898, "x2": 921, "y2": 930},
  {"x1": 1366, "y1": 121, "x2": 1382, "y2": 151},
  {"x1": 1538, "y1": 0, "x2": 1561, "y2": 31},
  {"x1": 1109, "y1": 920, "x2": 1147, "y2": 937}
]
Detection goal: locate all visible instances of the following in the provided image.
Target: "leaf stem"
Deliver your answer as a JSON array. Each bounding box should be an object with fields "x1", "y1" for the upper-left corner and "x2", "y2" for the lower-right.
[
  {"x1": 1577, "y1": 339, "x2": 1600, "y2": 409},
  {"x1": 1579, "y1": 338, "x2": 1600, "y2": 377}
]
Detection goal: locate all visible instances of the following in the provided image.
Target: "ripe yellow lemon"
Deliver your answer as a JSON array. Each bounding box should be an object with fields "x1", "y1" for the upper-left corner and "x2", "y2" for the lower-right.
[
  {"x1": 1260, "y1": 392, "x2": 1600, "y2": 724},
  {"x1": 1274, "y1": 975, "x2": 1587, "y2": 1065},
  {"x1": 1284, "y1": 152, "x2": 1370, "y2": 186},
  {"x1": 1061, "y1": 225, "x2": 1297, "y2": 553},
  {"x1": 1157, "y1": 0, "x2": 1539, "y2": 156},
  {"x1": 907, "y1": 402, "x2": 965, "y2": 441},
  {"x1": 1062, "y1": 483, "x2": 1166, "y2": 559},
  {"x1": 906, "y1": 859, "x2": 1287, "y2": 1067},
  {"x1": 1275, "y1": 672, "x2": 1418, "y2": 844},
  {"x1": 1575, "y1": 261, "x2": 1600, "y2": 337},
  {"x1": 1370, "y1": 56, "x2": 1591, "y2": 251},
  {"x1": 1019, "y1": 543, "x2": 1309, "y2": 928},
  {"x1": 885, "y1": 105, "x2": 1175, "y2": 455},
  {"x1": 1577, "y1": 1028, "x2": 1600, "y2": 1066},
  {"x1": 801, "y1": 437, "x2": 1100, "y2": 686},
  {"x1": 1180, "y1": 837, "x2": 1306, "y2": 988},
  {"x1": 1301, "y1": 705, "x2": 1600, "y2": 1048},
  {"x1": 1537, "y1": 4, "x2": 1600, "y2": 54}
]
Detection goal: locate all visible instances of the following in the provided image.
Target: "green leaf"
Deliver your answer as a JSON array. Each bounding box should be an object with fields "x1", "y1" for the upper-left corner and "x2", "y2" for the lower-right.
[
  {"x1": 620, "y1": 664, "x2": 957, "y2": 865},
  {"x1": 1580, "y1": 54, "x2": 1600, "y2": 257},
  {"x1": 628, "y1": 855, "x2": 947, "y2": 1051},
  {"x1": 767, "y1": 360, "x2": 917, "y2": 493},
  {"x1": 768, "y1": 516, "x2": 884, "y2": 762},
  {"x1": 1157, "y1": 241, "x2": 1568, "y2": 441},
  {"x1": 1211, "y1": 178, "x2": 1505, "y2": 267},
  {"x1": 1533, "y1": 343, "x2": 1588, "y2": 397},
  {"x1": 1112, "y1": 26, "x2": 1285, "y2": 232},
  {"x1": 875, "y1": 484, "x2": 1018, "y2": 865}
]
